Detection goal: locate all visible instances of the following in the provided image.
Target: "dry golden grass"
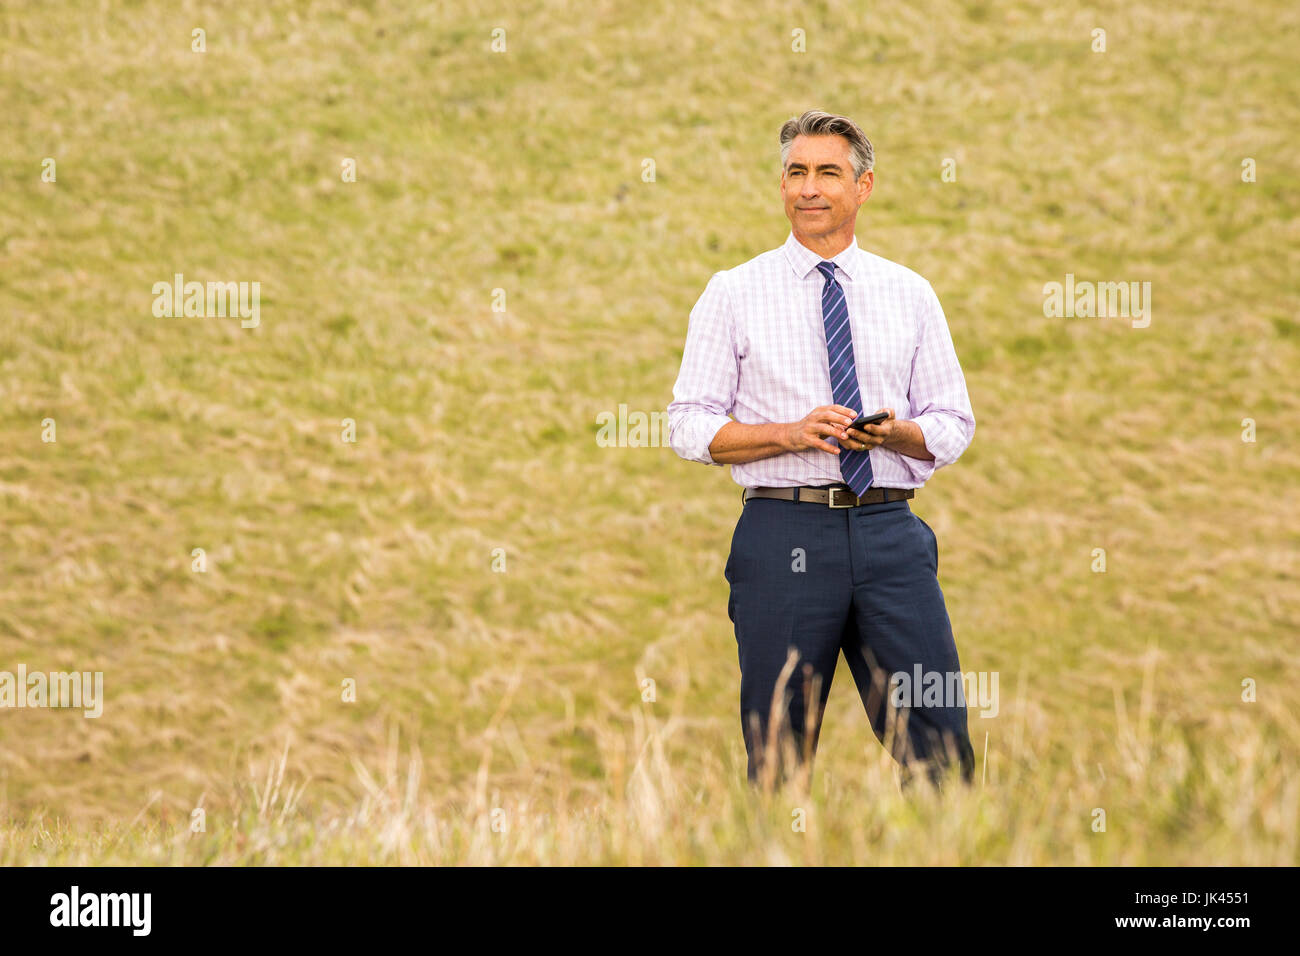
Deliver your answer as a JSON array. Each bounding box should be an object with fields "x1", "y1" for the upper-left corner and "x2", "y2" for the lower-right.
[{"x1": 0, "y1": 0, "x2": 1297, "y2": 863}]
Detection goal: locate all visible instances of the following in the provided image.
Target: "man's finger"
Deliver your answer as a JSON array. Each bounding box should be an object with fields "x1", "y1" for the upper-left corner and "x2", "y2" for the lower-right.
[
  {"x1": 817, "y1": 409, "x2": 855, "y2": 426},
  {"x1": 847, "y1": 426, "x2": 882, "y2": 446}
]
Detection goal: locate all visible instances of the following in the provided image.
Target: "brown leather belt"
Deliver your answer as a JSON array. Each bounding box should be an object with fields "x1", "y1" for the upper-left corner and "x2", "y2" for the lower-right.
[{"x1": 742, "y1": 484, "x2": 914, "y2": 508}]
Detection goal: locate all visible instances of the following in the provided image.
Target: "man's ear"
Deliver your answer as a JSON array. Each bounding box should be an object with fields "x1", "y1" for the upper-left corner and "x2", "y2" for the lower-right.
[{"x1": 858, "y1": 170, "x2": 874, "y2": 204}]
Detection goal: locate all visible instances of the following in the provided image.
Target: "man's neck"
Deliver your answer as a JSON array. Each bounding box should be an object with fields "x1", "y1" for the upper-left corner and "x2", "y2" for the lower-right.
[{"x1": 792, "y1": 227, "x2": 855, "y2": 261}]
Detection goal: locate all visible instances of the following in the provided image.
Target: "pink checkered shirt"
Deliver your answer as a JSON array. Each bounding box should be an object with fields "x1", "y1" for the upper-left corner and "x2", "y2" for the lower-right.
[{"x1": 667, "y1": 231, "x2": 975, "y2": 489}]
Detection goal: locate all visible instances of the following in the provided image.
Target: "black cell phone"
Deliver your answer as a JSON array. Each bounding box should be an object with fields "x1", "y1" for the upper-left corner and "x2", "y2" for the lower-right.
[{"x1": 846, "y1": 410, "x2": 889, "y2": 432}]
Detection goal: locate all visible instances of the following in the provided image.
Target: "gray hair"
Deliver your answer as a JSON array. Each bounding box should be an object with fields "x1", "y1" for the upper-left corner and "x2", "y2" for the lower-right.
[{"x1": 779, "y1": 110, "x2": 875, "y2": 180}]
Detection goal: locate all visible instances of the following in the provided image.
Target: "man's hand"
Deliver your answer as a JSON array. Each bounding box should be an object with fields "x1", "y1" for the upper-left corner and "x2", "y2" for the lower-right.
[
  {"x1": 786, "y1": 404, "x2": 859, "y2": 455},
  {"x1": 845, "y1": 407, "x2": 935, "y2": 461},
  {"x1": 843, "y1": 406, "x2": 895, "y2": 451}
]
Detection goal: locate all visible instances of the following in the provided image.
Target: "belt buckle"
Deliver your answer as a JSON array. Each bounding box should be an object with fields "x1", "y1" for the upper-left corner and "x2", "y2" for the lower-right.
[{"x1": 827, "y1": 486, "x2": 855, "y2": 508}]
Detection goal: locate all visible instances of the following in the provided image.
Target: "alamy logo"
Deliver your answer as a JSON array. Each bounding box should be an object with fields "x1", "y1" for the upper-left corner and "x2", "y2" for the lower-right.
[
  {"x1": 0, "y1": 665, "x2": 103, "y2": 718},
  {"x1": 889, "y1": 666, "x2": 999, "y2": 718},
  {"x1": 152, "y1": 272, "x2": 260, "y2": 328},
  {"x1": 50, "y1": 886, "x2": 151, "y2": 936},
  {"x1": 1042, "y1": 273, "x2": 1151, "y2": 328},
  {"x1": 595, "y1": 404, "x2": 668, "y2": 447}
]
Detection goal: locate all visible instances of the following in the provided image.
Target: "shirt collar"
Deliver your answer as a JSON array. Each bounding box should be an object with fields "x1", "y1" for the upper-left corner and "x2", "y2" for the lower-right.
[{"x1": 782, "y1": 231, "x2": 863, "y2": 282}]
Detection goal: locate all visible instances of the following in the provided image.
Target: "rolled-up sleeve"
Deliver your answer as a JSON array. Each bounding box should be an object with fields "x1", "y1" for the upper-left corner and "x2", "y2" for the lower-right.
[
  {"x1": 905, "y1": 281, "x2": 975, "y2": 484},
  {"x1": 667, "y1": 272, "x2": 738, "y2": 465}
]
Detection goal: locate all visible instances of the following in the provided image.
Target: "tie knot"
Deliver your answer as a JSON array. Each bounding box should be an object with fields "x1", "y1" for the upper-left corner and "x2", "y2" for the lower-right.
[{"x1": 816, "y1": 261, "x2": 837, "y2": 281}]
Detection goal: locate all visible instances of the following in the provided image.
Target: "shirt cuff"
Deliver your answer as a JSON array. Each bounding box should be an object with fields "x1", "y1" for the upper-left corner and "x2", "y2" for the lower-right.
[
  {"x1": 671, "y1": 412, "x2": 734, "y2": 466},
  {"x1": 911, "y1": 412, "x2": 972, "y2": 475}
]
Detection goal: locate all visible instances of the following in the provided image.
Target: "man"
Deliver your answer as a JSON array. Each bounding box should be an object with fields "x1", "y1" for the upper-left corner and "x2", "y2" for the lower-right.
[{"x1": 667, "y1": 110, "x2": 977, "y2": 791}]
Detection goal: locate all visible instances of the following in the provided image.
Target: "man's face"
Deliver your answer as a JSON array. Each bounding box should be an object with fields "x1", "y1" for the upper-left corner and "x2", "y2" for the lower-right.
[{"x1": 781, "y1": 134, "x2": 873, "y2": 237}]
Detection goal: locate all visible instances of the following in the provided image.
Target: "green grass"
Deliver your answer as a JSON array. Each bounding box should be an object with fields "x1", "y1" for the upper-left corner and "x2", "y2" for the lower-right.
[{"x1": 0, "y1": 0, "x2": 1297, "y2": 864}]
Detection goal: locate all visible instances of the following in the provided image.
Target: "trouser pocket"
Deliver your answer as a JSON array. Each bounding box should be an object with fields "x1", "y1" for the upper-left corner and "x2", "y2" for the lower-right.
[{"x1": 913, "y1": 513, "x2": 938, "y2": 573}]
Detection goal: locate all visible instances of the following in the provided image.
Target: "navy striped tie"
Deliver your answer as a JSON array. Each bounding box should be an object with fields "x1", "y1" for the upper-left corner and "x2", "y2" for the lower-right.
[{"x1": 817, "y1": 260, "x2": 873, "y2": 496}]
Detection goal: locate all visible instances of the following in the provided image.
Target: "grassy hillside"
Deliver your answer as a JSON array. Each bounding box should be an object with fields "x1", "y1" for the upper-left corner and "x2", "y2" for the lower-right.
[{"x1": 1, "y1": 0, "x2": 1297, "y2": 863}]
